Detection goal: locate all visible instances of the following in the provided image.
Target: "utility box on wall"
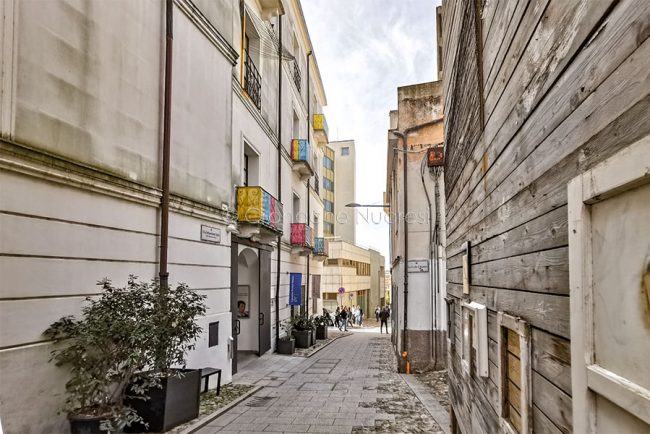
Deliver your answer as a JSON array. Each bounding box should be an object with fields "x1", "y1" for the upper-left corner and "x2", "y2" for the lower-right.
[{"x1": 427, "y1": 144, "x2": 444, "y2": 167}]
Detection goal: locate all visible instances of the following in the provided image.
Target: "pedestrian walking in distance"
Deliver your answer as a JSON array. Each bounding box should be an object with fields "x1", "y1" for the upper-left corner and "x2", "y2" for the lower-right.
[
  {"x1": 379, "y1": 307, "x2": 390, "y2": 334},
  {"x1": 339, "y1": 307, "x2": 348, "y2": 331},
  {"x1": 375, "y1": 306, "x2": 380, "y2": 322}
]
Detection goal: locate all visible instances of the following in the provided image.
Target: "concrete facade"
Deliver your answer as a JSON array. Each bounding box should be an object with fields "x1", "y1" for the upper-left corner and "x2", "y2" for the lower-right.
[
  {"x1": 385, "y1": 81, "x2": 447, "y2": 372},
  {"x1": 328, "y1": 139, "x2": 356, "y2": 245},
  {"x1": 0, "y1": 0, "x2": 330, "y2": 432}
]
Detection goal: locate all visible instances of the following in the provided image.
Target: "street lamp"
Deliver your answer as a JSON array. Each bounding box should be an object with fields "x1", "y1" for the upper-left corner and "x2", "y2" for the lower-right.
[{"x1": 346, "y1": 202, "x2": 390, "y2": 208}]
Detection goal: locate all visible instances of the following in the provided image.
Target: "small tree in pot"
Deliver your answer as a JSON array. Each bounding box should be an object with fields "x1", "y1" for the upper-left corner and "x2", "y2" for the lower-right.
[
  {"x1": 44, "y1": 277, "x2": 156, "y2": 434},
  {"x1": 126, "y1": 280, "x2": 206, "y2": 433},
  {"x1": 313, "y1": 315, "x2": 329, "y2": 340},
  {"x1": 276, "y1": 320, "x2": 295, "y2": 355},
  {"x1": 289, "y1": 314, "x2": 311, "y2": 348}
]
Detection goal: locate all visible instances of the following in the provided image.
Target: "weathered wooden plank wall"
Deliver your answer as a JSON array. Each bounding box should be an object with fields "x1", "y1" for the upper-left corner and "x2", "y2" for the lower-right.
[{"x1": 442, "y1": 0, "x2": 650, "y2": 432}]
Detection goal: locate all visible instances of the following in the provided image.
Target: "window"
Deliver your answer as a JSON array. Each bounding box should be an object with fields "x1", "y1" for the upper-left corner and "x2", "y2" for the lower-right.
[
  {"x1": 497, "y1": 312, "x2": 531, "y2": 434},
  {"x1": 461, "y1": 301, "x2": 488, "y2": 377},
  {"x1": 323, "y1": 178, "x2": 334, "y2": 191},
  {"x1": 293, "y1": 110, "x2": 300, "y2": 139},
  {"x1": 243, "y1": 154, "x2": 249, "y2": 186},
  {"x1": 293, "y1": 193, "x2": 300, "y2": 223},
  {"x1": 324, "y1": 200, "x2": 334, "y2": 213},
  {"x1": 243, "y1": 142, "x2": 259, "y2": 186},
  {"x1": 445, "y1": 297, "x2": 455, "y2": 346},
  {"x1": 341, "y1": 147, "x2": 350, "y2": 156}
]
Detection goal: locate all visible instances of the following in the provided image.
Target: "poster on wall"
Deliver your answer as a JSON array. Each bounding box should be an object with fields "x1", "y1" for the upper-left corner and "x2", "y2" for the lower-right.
[
  {"x1": 289, "y1": 273, "x2": 302, "y2": 306},
  {"x1": 237, "y1": 285, "x2": 250, "y2": 318}
]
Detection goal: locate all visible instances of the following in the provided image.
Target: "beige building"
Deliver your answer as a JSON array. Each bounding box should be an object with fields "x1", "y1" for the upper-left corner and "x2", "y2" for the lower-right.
[
  {"x1": 321, "y1": 240, "x2": 384, "y2": 316},
  {"x1": 328, "y1": 139, "x2": 356, "y2": 244},
  {"x1": 385, "y1": 80, "x2": 446, "y2": 371}
]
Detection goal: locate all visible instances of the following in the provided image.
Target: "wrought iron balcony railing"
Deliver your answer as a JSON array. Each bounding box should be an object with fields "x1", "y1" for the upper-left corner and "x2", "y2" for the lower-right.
[
  {"x1": 293, "y1": 60, "x2": 301, "y2": 93},
  {"x1": 313, "y1": 237, "x2": 328, "y2": 257},
  {"x1": 244, "y1": 50, "x2": 261, "y2": 110},
  {"x1": 314, "y1": 174, "x2": 320, "y2": 194},
  {"x1": 290, "y1": 223, "x2": 313, "y2": 248},
  {"x1": 236, "y1": 186, "x2": 283, "y2": 233}
]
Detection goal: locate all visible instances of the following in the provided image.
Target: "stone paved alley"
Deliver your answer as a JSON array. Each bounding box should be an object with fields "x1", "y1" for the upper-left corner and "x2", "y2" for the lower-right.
[{"x1": 194, "y1": 328, "x2": 449, "y2": 434}]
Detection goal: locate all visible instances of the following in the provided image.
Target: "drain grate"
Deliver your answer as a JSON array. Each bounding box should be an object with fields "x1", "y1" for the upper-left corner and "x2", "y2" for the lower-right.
[{"x1": 245, "y1": 396, "x2": 276, "y2": 408}]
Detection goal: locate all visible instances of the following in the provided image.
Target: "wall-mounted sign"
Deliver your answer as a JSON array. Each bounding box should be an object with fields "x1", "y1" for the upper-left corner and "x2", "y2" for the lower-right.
[
  {"x1": 201, "y1": 225, "x2": 221, "y2": 244},
  {"x1": 407, "y1": 260, "x2": 429, "y2": 273},
  {"x1": 289, "y1": 273, "x2": 302, "y2": 306}
]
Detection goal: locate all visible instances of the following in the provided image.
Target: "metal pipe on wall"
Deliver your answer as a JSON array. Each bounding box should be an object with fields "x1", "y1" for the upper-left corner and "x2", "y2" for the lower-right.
[
  {"x1": 305, "y1": 51, "x2": 312, "y2": 316},
  {"x1": 159, "y1": 0, "x2": 174, "y2": 291},
  {"x1": 274, "y1": 15, "x2": 282, "y2": 347}
]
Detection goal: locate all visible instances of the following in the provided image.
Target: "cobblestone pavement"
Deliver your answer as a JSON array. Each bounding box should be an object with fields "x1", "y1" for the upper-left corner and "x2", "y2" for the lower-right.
[{"x1": 194, "y1": 328, "x2": 446, "y2": 434}]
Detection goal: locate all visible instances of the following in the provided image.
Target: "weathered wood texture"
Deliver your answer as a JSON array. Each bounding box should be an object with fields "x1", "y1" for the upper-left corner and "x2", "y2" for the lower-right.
[{"x1": 442, "y1": 0, "x2": 650, "y2": 432}]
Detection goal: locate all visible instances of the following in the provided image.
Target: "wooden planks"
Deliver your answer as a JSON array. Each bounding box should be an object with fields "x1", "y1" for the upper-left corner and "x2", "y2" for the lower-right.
[{"x1": 447, "y1": 0, "x2": 647, "y2": 232}]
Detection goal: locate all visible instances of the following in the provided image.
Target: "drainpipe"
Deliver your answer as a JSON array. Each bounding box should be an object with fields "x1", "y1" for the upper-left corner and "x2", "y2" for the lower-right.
[
  {"x1": 305, "y1": 51, "x2": 312, "y2": 316},
  {"x1": 274, "y1": 15, "x2": 282, "y2": 347},
  {"x1": 159, "y1": 0, "x2": 173, "y2": 291},
  {"x1": 392, "y1": 131, "x2": 409, "y2": 356},
  {"x1": 421, "y1": 156, "x2": 435, "y2": 365}
]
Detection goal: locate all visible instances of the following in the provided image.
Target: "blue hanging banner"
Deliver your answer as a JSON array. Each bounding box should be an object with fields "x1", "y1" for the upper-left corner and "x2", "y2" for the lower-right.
[{"x1": 289, "y1": 273, "x2": 302, "y2": 306}]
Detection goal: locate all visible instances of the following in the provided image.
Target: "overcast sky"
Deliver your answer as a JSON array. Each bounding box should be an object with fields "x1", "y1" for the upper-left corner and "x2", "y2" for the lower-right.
[{"x1": 303, "y1": 0, "x2": 442, "y2": 265}]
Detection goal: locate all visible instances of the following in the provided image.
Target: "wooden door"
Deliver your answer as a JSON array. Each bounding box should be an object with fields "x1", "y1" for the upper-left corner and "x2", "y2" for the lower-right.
[
  {"x1": 568, "y1": 137, "x2": 650, "y2": 433},
  {"x1": 258, "y1": 249, "x2": 271, "y2": 356}
]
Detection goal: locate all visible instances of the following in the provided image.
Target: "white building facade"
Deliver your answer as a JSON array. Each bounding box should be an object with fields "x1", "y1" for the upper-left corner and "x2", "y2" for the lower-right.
[{"x1": 0, "y1": 0, "x2": 329, "y2": 432}]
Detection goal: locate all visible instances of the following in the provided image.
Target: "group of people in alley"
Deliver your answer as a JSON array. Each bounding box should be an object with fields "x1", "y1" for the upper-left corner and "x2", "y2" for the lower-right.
[{"x1": 327, "y1": 305, "x2": 391, "y2": 333}]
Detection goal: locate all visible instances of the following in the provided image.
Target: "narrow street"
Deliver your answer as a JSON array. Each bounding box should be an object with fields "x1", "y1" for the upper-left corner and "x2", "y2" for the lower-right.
[{"x1": 195, "y1": 328, "x2": 449, "y2": 434}]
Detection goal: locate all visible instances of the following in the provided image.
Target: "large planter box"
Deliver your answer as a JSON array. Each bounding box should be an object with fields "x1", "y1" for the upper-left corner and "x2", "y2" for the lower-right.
[
  {"x1": 292, "y1": 330, "x2": 311, "y2": 348},
  {"x1": 316, "y1": 324, "x2": 328, "y2": 340},
  {"x1": 69, "y1": 415, "x2": 111, "y2": 434},
  {"x1": 277, "y1": 338, "x2": 295, "y2": 354},
  {"x1": 126, "y1": 369, "x2": 201, "y2": 432},
  {"x1": 311, "y1": 329, "x2": 317, "y2": 346}
]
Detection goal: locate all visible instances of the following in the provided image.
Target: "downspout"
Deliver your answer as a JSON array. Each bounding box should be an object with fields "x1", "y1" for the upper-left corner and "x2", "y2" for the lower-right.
[
  {"x1": 305, "y1": 51, "x2": 312, "y2": 316},
  {"x1": 421, "y1": 156, "x2": 435, "y2": 364},
  {"x1": 159, "y1": 0, "x2": 173, "y2": 291},
  {"x1": 392, "y1": 131, "x2": 409, "y2": 355},
  {"x1": 274, "y1": 15, "x2": 282, "y2": 347}
]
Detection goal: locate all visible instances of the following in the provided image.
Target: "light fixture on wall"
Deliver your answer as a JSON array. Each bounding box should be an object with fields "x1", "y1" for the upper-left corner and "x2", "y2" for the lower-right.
[{"x1": 226, "y1": 223, "x2": 239, "y2": 235}]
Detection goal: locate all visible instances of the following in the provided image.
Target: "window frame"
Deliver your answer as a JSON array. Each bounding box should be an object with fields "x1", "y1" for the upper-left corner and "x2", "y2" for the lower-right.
[
  {"x1": 461, "y1": 301, "x2": 488, "y2": 377},
  {"x1": 497, "y1": 312, "x2": 532, "y2": 434}
]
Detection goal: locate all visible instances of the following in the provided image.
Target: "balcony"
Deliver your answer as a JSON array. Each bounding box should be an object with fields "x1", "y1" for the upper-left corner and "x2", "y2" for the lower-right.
[
  {"x1": 244, "y1": 50, "x2": 261, "y2": 110},
  {"x1": 291, "y1": 139, "x2": 314, "y2": 180},
  {"x1": 312, "y1": 114, "x2": 329, "y2": 146},
  {"x1": 290, "y1": 223, "x2": 313, "y2": 256},
  {"x1": 293, "y1": 60, "x2": 301, "y2": 93},
  {"x1": 313, "y1": 237, "x2": 328, "y2": 261},
  {"x1": 236, "y1": 186, "x2": 283, "y2": 244},
  {"x1": 313, "y1": 174, "x2": 320, "y2": 195}
]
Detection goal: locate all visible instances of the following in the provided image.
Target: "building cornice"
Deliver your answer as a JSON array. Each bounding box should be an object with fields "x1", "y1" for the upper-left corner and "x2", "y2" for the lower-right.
[
  {"x1": 175, "y1": 0, "x2": 239, "y2": 66},
  {"x1": 0, "y1": 140, "x2": 233, "y2": 225}
]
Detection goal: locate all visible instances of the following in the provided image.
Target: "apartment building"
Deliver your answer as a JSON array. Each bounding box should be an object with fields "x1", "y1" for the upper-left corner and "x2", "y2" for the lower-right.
[
  {"x1": 0, "y1": 0, "x2": 330, "y2": 431},
  {"x1": 385, "y1": 81, "x2": 446, "y2": 372}
]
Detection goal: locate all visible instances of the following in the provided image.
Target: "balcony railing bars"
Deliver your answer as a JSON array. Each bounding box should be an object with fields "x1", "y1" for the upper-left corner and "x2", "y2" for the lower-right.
[
  {"x1": 244, "y1": 49, "x2": 261, "y2": 110},
  {"x1": 293, "y1": 60, "x2": 301, "y2": 93}
]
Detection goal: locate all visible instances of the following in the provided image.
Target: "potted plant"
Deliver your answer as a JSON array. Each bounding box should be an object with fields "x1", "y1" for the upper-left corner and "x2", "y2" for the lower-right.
[
  {"x1": 314, "y1": 315, "x2": 329, "y2": 340},
  {"x1": 276, "y1": 320, "x2": 295, "y2": 355},
  {"x1": 290, "y1": 314, "x2": 311, "y2": 348},
  {"x1": 43, "y1": 277, "x2": 155, "y2": 434},
  {"x1": 125, "y1": 280, "x2": 206, "y2": 433},
  {"x1": 307, "y1": 316, "x2": 317, "y2": 346}
]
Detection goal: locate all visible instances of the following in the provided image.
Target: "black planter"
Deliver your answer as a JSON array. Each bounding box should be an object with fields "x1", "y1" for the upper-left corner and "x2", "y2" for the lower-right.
[
  {"x1": 293, "y1": 330, "x2": 311, "y2": 348},
  {"x1": 316, "y1": 324, "x2": 328, "y2": 340},
  {"x1": 277, "y1": 338, "x2": 295, "y2": 354},
  {"x1": 125, "y1": 369, "x2": 201, "y2": 432},
  {"x1": 311, "y1": 329, "x2": 317, "y2": 346},
  {"x1": 69, "y1": 415, "x2": 111, "y2": 434}
]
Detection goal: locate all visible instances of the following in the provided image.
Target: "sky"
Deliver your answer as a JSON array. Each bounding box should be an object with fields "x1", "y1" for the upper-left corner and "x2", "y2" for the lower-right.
[{"x1": 302, "y1": 0, "x2": 442, "y2": 266}]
